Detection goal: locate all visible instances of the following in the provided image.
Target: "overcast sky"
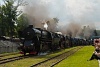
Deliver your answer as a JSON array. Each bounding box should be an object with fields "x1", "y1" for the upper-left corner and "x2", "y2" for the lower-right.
[{"x1": 0, "y1": 0, "x2": 100, "y2": 30}]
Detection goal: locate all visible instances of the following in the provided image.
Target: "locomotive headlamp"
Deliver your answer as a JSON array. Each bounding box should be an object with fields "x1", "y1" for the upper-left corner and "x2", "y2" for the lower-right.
[
  {"x1": 31, "y1": 43, "x2": 34, "y2": 46},
  {"x1": 20, "y1": 44, "x2": 23, "y2": 46}
]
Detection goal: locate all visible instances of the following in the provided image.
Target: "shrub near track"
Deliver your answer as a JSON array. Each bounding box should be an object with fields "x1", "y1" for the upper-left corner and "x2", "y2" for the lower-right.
[{"x1": 55, "y1": 46, "x2": 99, "y2": 67}]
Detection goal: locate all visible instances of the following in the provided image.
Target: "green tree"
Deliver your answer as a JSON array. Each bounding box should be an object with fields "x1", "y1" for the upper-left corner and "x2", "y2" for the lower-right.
[
  {"x1": 0, "y1": 5, "x2": 2, "y2": 35},
  {"x1": 4, "y1": 0, "x2": 18, "y2": 36},
  {"x1": 0, "y1": 0, "x2": 26, "y2": 36},
  {"x1": 0, "y1": 5, "x2": 7, "y2": 36}
]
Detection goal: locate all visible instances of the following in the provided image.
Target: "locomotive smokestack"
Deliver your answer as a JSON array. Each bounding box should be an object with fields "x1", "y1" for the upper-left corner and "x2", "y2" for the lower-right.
[{"x1": 29, "y1": 25, "x2": 33, "y2": 28}]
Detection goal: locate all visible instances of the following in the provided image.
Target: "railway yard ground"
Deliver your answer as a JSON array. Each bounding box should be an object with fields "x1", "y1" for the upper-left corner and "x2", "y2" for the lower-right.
[{"x1": 0, "y1": 46, "x2": 98, "y2": 67}]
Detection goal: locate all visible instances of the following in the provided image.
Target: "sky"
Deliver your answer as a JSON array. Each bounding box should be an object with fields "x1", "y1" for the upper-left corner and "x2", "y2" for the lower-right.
[
  {"x1": 0, "y1": 0, "x2": 3, "y2": 4},
  {"x1": 0, "y1": 0, "x2": 100, "y2": 30}
]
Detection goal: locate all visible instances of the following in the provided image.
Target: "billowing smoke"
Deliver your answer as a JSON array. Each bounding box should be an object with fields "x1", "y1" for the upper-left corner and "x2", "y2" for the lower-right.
[
  {"x1": 59, "y1": 22, "x2": 82, "y2": 37},
  {"x1": 22, "y1": 0, "x2": 59, "y2": 32},
  {"x1": 82, "y1": 25, "x2": 95, "y2": 39},
  {"x1": 59, "y1": 22, "x2": 95, "y2": 39},
  {"x1": 43, "y1": 22, "x2": 48, "y2": 30},
  {"x1": 47, "y1": 18, "x2": 59, "y2": 32},
  {"x1": 23, "y1": 0, "x2": 50, "y2": 28},
  {"x1": 66, "y1": 22, "x2": 82, "y2": 37},
  {"x1": 21, "y1": 0, "x2": 98, "y2": 38}
]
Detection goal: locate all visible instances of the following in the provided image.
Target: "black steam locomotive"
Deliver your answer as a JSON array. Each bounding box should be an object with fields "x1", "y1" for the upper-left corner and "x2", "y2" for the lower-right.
[
  {"x1": 18, "y1": 25, "x2": 66, "y2": 55},
  {"x1": 18, "y1": 25, "x2": 91, "y2": 55}
]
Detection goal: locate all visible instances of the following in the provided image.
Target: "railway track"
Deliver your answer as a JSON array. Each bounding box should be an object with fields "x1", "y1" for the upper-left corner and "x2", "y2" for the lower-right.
[
  {"x1": 0, "y1": 55, "x2": 29, "y2": 64},
  {"x1": 30, "y1": 46, "x2": 83, "y2": 67}
]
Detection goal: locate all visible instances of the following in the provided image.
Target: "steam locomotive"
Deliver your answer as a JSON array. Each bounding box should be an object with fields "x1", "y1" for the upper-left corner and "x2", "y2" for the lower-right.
[
  {"x1": 18, "y1": 25, "x2": 67, "y2": 55},
  {"x1": 18, "y1": 25, "x2": 91, "y2": 55}
]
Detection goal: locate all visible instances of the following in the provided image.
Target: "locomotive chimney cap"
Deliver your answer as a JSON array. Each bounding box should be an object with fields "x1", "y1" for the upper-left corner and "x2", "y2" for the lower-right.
[{"x1": 29, "y1": 25, "x2": 33, "y2": 28}]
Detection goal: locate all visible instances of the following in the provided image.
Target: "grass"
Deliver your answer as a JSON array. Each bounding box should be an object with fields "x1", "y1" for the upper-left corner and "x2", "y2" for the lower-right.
[
  {"x1": 0, "y1": 52, "x2": 19, "y2": 56},
  {"x1": 0, "y1": 54, "x2": 22, "y2": 59},
  {"x1": 0, "y1": 46, "x2": 79, "y2": 67},
  {"x1": 0, "y1": 52, "x2": 23, "y2": 60},
  {"x1": 54, "y1": 46, "x2": 99, "y2": 67}
]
